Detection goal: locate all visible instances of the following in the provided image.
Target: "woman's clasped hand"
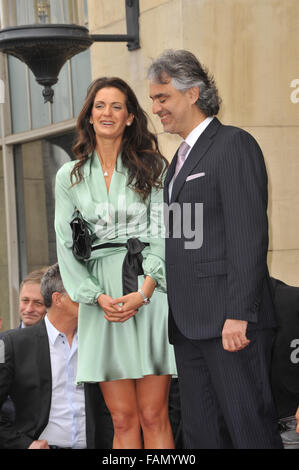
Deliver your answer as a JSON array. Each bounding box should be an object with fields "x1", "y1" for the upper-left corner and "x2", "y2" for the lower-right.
[{"x1": 98, "y1": 291, "x2": 143, "y2": 323}]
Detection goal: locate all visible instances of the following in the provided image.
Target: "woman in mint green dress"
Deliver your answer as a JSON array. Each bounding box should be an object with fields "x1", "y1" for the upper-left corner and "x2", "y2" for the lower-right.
[{"x1": 55, "y1": 77, "x2": 177, "y2": 449}]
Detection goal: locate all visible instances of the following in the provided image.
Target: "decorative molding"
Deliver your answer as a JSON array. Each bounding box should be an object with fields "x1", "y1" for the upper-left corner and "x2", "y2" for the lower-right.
[{"x1": 0, "y1": 118, "x2": 76, "y2": 146}]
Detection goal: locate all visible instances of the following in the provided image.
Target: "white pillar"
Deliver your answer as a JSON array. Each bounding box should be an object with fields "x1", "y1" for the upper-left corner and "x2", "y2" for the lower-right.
[{"x1": 0, "y1": 52, "x2": 20, "y2": 328}]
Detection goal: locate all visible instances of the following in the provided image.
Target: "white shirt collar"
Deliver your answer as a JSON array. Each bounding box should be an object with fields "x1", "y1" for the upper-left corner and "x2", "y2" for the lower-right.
[
  {"x1": 184, "y1": 116, "x2": 214, "y2": 150},
  {"x1": 44, "y1": 315, "x2": 62, "y2": 346}
]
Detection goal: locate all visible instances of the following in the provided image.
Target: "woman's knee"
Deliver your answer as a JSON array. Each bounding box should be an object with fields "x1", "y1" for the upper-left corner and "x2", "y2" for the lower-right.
[
  {"x1": 110, "y1": 408, "x2": 139, "y2": 434},
  {"x1": 139, "y1": 404, "x2": 168, "y2": 431}
]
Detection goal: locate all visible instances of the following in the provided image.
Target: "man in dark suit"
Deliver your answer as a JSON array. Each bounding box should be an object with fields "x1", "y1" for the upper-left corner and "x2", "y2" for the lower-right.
[
  {"x1": 269, "y1": 278, "x2": 299, "y2": 445},
  {"x1": 0, "y1": 263, "x2": 113, "y2": 449},
  {"x1": 148, "y1": 49, "x2": 282, "y2": 449},
  {"x1": 0, "y1": 268, "x2": 48, "y2": 422}
]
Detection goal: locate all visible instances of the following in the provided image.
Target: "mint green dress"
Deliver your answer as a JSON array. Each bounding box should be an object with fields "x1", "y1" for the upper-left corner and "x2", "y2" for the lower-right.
[{"x1": 55, "y1": 151, "x2": 177, "y2": 383}]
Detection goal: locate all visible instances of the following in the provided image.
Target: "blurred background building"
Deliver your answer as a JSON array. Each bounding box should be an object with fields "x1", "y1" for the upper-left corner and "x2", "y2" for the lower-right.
[{"x1": 0, "y1": 0, "x2": 298, "y2": 330}]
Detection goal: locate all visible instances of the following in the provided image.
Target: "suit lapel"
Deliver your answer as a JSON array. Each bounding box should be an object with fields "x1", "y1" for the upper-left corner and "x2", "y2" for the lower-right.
[
  {"x1": 164, "y1": 150, "x2": 178, "y2": 187},
  {"x1": 35, "y1": 320, "x2": 52, "y2": 437},
  {"x1": 170, "y1": 117, "x2": 221, "y2": 203},
  {"x1": 164, "y1": 150, "x2": 178, "y2": 204}
]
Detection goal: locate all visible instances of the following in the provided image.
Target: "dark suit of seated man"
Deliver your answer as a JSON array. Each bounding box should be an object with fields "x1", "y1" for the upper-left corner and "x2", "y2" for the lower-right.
[
  {"x1": 0, "y1": 268, "x2": 48, "y2": 424},
  {"x1": 270, "y1": 278, "x2": 299, "y2": 447},
  {"x1": 0, "y1": 263, "x2": 113, "y2": 449}
]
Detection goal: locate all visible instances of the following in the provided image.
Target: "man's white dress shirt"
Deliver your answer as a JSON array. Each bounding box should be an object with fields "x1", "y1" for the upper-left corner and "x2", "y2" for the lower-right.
[
  {"x1": 169, "y1": 116, "x2": 214, "y2": 200},
  {"x1": 38, "y1": 315, "x2": 86, "y2": 449}
]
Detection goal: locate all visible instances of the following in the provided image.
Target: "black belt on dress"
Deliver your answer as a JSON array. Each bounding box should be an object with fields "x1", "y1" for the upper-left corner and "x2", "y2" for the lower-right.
[{"x1": 91, "y1": 237, "x2": 149, "y2": 295}]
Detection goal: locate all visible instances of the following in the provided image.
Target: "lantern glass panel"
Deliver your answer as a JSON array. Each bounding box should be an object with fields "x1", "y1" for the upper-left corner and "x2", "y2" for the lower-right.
[{"x1": 0, "y1": 0, "x2": 88, "y2": 27}]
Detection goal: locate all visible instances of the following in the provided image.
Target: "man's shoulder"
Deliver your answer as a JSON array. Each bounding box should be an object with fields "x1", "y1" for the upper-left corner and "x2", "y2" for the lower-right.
[
  {"x1": 0, "y1": 322, "x2": 21, "y2": 338},
  {"x1": 211, "y1": 121, "x2": 261, "y2": 157},
  {"x1": 0, "y1": 321, "x2": 46, "y2": 343},
  {"x1": 217, "y1": 120, "x2": 257, "y2": 142}
]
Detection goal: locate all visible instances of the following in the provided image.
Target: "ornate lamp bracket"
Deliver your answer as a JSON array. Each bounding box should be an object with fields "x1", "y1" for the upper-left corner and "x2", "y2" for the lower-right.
[{"x1": 0, "y1": 0, "x2": 140, "y2": 103}]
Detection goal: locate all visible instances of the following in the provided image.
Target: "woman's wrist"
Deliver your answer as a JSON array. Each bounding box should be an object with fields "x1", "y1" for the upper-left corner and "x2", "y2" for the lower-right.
[
  {"x1": 96, "y1": 293, "x2": 106, "y2": 304},
  {"x1": 137, "y1": 288, "x2": 151, "y2": 305},
  {"x1": 141, "y1": 276, "x2": 156, "y2": 299}
]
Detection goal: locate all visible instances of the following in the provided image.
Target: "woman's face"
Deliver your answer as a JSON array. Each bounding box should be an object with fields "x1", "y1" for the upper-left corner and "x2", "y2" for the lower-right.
[{"x1": 89, "y1": 87, "x2": 134, "y2": 141}]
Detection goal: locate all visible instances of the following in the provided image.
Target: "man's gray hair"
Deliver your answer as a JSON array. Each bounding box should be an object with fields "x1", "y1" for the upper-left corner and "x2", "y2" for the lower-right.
[
  {"x1": 40, "y1": 263, "x2": 66, "y2": 309},
  {"x1": 147, "y1": 49, "x2": 221, "y2": 116}
]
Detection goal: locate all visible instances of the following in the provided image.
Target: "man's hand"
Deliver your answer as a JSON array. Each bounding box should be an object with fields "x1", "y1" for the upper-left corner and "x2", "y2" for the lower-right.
[
  {"x1": 222, "y1": 319, "x2": 250, "y2": 352},
  {"x1": 296, "y1": 405, "x2": 299, "y2": 434},
  {"x1": 28, "y1": 439, "x2": 50, "y2": 449}
]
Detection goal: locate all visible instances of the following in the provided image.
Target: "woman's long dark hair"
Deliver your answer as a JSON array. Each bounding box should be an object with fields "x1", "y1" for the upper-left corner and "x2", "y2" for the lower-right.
[{"x1": 71, "y1": 77, "x2": 168, "y2": 200}]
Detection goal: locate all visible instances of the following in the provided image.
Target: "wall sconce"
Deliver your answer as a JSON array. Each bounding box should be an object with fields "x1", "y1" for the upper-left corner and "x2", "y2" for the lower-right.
[{"x1": 0, "y1": 0, "x2": 140, "y2": 103}]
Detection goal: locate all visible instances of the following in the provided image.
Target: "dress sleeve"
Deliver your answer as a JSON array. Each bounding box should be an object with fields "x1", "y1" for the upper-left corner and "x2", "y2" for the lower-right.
[
  {"x1": 142, "y1": 182, "x2": 167, "y2": 293},
  {"x1": 55, "y1": 164, "x2": 104, "y2": 304}
]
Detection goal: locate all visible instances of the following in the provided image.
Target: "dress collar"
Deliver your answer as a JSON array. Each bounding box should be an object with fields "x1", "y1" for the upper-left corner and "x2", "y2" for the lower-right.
[{"x1": 91, "y1": 150, "x2": 126, "y2": 175}]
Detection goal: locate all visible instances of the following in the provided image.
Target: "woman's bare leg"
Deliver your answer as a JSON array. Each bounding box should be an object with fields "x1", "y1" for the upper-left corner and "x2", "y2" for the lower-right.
[
  {"x1": 136, "y1": 375, "x2": 175, "y2": 449},
  {"x1": 99, "y1": 379, "x2": 142, "y2": 449}
]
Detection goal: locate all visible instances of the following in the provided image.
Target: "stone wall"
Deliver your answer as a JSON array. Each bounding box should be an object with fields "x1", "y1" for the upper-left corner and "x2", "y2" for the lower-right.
[
  {"x1": 22, "y1": 141, "x2": 49, "y2": 273},
  {"x1": 88, "y1": 0, "x2": 299, "y2": 286}
]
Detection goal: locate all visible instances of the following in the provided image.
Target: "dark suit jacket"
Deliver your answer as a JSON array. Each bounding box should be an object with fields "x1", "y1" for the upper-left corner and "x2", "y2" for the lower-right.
[
  {"x1": 270, "y1": 278, "x2": 299, "y2": 419},
  {"x1": 0, "y1": 320, "x2": 113, "y2": 449},
  {"x1": 164, "y1": 117, "x2": 277, "y2": 341},
  {"x1": 0, "y1": 327, "x2": 20, "y2": 423}
]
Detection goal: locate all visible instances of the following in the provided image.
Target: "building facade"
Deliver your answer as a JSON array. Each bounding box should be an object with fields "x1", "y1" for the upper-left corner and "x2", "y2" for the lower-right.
[
  {"x1": 0, "y1": 0, "x2": 299, "y2": 329},
  {"x1": 0, "y1": 0, "x2": 91, "y2": 328}
]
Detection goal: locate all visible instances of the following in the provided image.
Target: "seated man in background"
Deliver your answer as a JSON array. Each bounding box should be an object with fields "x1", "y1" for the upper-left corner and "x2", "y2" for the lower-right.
[
  {"x1": 270, "y1": 278, "x2": 299, "y2": 447},
  {"x1": 0, "y1": 263, "x2": 113, "y2": 449},
  {"x1": 0, "y1": 268, "x2": 48, "y2": 422},
  {"x1": 18, "y1": 268, "x2": 48, "y2": 328}
]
